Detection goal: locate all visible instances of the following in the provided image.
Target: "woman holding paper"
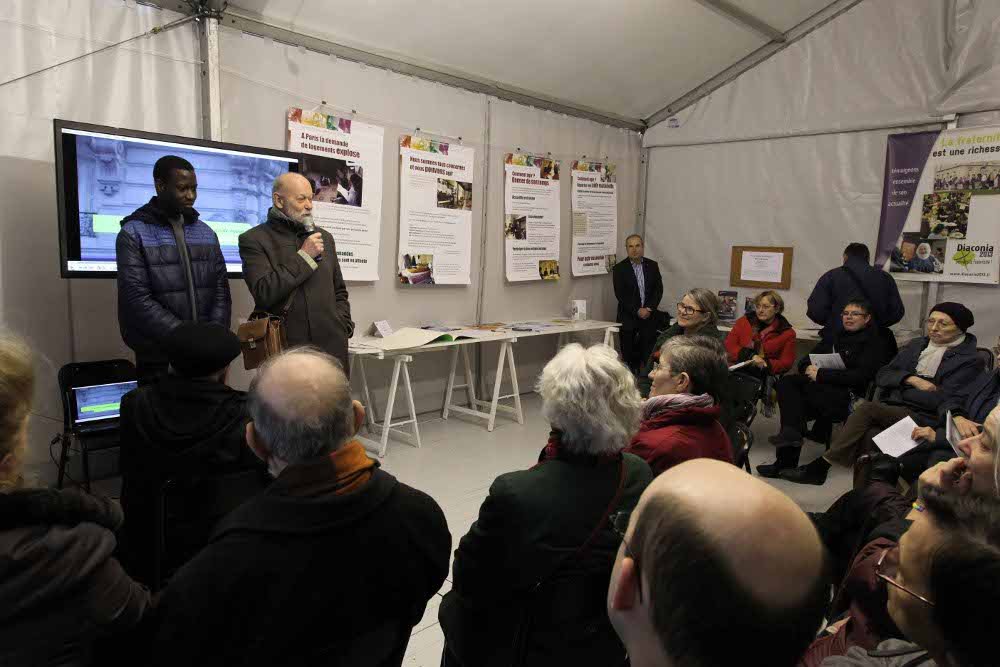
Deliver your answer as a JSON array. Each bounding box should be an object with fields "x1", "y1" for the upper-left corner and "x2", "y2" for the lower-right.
[
  {"x1": 758, "y1": 299, "x2": 892, "y2": 478},
  {"x1": 723, "y1": 290, "x2": 797, "y2": 376},
  {"x1": 783, "y1": 302, "x2": 982, "y2": 486},
  {"x1": 636, "y1": 288, "x2": 726, "y2": 396}
]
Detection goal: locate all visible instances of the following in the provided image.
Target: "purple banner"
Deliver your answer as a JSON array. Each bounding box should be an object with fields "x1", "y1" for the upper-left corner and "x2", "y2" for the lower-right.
[{"x1": 874, "y1": 131, "x2": 940, "y2": 268}]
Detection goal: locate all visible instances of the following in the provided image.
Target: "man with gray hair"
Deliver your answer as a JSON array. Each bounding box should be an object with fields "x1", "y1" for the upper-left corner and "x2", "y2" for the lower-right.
[
  {"x1": 239, "y1": 172, "x2": 354, "y2": 372},
  {"x1": 152, "y1": 348, "x2": 451, "y2": 665}
]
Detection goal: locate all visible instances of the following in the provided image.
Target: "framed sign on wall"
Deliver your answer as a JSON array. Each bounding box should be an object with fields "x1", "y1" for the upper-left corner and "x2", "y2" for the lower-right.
[{"x1": 729, "y1": 246, "x2": 794, "y2": 290}]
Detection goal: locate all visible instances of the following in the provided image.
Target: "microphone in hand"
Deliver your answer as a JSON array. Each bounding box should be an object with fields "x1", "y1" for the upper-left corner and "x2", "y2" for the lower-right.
[{"x1": 301, "y1": 219, "x2": 323, "y2": 263}]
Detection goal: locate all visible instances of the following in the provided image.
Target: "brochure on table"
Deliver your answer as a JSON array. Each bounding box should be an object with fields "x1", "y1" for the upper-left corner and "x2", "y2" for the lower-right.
[
  {"x1": 397, "y1": 136, "x2": 475, "y2": 285},
  {"x1": 504, "y1": 153, "x2": 561, "y2": 281},
  {"x1": 286, "y1": 108, "x2": 384, "y2": 281},
  {"x1": 571, "y1": 160, "x2": 618, "y2": 276}
]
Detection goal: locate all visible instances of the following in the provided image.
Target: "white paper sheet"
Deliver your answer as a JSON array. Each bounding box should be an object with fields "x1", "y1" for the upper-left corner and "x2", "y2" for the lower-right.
[
  {"x1": 740, "y1": 250, "x2": 784, "y2": 283},
  {"x1": 809, "y1": 353, "x2": 847, "y2": 370},
  {"x1": 728, "y1": 360, "x2": 753, "y2": 371},
  {"x1": 504, "y1": 154, "x2": 561, "y2": 281},
  {"x1": 571, "y1": 161, "x2": 618, "y2": 276},
  {"x1": 872, "y1": 416, "x2": 921, "y2": 458}
]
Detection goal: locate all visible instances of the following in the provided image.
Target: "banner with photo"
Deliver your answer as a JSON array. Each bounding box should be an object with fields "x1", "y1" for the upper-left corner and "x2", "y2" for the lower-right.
[
  {"x1": 287, "y1": 108, "x2": 384, "y2": 281},
  {"x1": 571, "y1": 161, "x2": 618, "y2": 276},
  {"x1": 503, "y1": 153, "x2": 561, "y2": 281},
  {"x1": 877, "y1": 127, "x2": 1000, "y2": 284},
  {"x1": 397, "y1": 136, "x2": 475, "y2": 285}
]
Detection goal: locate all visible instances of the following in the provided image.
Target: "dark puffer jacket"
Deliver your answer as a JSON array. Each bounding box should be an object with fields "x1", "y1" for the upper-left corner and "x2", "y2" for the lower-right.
[{"x1": 116, "y1": 197, "x2": 231, "y2": 359}]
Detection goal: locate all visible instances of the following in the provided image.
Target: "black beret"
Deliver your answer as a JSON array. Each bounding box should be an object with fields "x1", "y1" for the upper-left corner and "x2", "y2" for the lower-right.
[
  {"x1": 164, "y1": 323, "x2": 241, "y2": 377},
  {"x1": 929, "y1": 302, "x2": 974, "y2": 332}
]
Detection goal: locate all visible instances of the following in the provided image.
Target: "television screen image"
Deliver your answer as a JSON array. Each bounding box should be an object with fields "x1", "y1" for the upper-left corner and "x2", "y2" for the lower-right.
[{"x1": 55, "y1": 120, "x2": 300, "y2": 277}]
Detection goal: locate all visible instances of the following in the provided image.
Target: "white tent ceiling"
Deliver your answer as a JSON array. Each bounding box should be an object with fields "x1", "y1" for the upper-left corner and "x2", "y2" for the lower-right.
[{"x1": 211, "y1": 0, "x2": 844, "y2": 125}]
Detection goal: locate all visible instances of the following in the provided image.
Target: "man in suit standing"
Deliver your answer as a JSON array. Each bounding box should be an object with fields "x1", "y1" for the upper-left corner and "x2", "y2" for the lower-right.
[{"x1": 613, "y1": 234, "x2": 664, "y2": 374}]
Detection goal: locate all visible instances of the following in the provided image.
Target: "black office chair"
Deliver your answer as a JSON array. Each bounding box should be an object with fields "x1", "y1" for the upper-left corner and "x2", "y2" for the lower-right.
[
  {"x1": 55, "y1": 359, "x2": 136, "y2": 490},
  {"x1": 719, "y1": 373, "x2": 763, "y2": 473}
]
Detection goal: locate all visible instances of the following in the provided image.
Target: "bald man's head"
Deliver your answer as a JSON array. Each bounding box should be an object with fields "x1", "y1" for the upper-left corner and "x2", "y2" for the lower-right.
[
  {"x1": 271, "y1": 172, "x2": 314, "y2": 224},
  {"x1": 609, "y1": 459, "x2": 827, "y2": 667},
  {"x1": 247, "y1": 347, "x2": 355, "y2": 464}
]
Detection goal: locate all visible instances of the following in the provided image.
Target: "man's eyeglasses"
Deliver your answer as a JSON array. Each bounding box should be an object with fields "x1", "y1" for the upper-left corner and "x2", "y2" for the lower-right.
[
  {"x1": 841, "y1": 310, "x2": 867, "y2": 318},
  {"x1": 875, "y1": 548, "x2": 934, "y2": 607},
  {"x1": 676, "y1": 302, "x2": 705, "y2": 316},
  {"x1": 610, "y1": 511, "x2": 643, "y2": 602}
]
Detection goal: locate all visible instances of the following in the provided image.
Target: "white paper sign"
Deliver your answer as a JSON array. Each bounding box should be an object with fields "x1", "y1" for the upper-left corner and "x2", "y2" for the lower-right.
[
  {"x1": 809, "y1": 353, "x2": 847, "y2": 370},
  {"x1": 571, "y1": 161, "x2": 618, "y2": 276},
  {"x1": 373, "y1": 320, "x2": 393, "y2": 337},
  {"x1": 287, "y1": 108, "x2": 384, "y2": 281},
  {"x1": 740, "y1": 250, "x2": 785, "y2": 283},
  {"x1": 397, "y1": 136, "x2": 475, "y2": 285},
  {"x1": 504, "y1": 154, "x2": 561, "y2": 281},
  {"x1": 872, "y1": 416, "x2": 921, "y2": 458}
]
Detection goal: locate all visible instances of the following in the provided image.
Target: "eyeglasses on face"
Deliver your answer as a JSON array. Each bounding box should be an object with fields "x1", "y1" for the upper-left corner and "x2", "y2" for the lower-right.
[
  {"x1": 875, "y1": 548, "x2": 934, "y2": 607},
  {"x1": 842, "y1": 310, "x2": 867, "y2": 318},
  {"x1": 610, "y1": 511, "x2": 643, "y2": 603},
  {"x1": 676, "y1": 302, "x2": 705, "y2": 316},
  {"x1": 755, "y1": 301, "x2": 777, "y2": 311}
]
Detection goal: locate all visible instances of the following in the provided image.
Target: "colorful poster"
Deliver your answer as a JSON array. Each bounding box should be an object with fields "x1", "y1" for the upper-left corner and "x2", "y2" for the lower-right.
[
  {"x1": 287, "y1": 108, "x2": 384, "y2": 281},
  {"x1": 571, "y1": 161, "x2": 618, "y2": 276},
  {"x1": 504, "y1": 153, "x2": 561, "y2": 281},
  {"x1": 397, "y1": 136, "x2": 475, "y2": 285},
  {"x1": 878, "y1": 127, "x2": 1000, "y2": 284}
]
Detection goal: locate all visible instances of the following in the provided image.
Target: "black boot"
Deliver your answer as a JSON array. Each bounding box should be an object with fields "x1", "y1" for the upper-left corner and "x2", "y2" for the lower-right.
[
  {"x1": 768, "y1": 427, "x2": 803, "y2": 446},
  {"x1": 780, "y1": 457, "x2": 831, "y2": 485},
  {"x1": 756, "y1": 444, "x2": 802, "y2": 478}
]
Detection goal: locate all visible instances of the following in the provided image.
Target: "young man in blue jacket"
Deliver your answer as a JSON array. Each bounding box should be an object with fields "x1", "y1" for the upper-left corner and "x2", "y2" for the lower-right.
[{"x1": 116, "y1": 156, "x2": 231, "y2": 384}]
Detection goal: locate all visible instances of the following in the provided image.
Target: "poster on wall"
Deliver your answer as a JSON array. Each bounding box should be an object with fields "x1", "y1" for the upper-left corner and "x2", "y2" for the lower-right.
[
  {"x1": 876, "y1": 127, "x2": 1000, "y2": 284},
  {"x1": 397, "y1": 135, "x2": 475, "y2": 285},
  {"x1": 503, "y1": 153, "x2": 561, "y2": 281},
  {"x1": 571, "y1": 160, "x2": 618, "y2": 276},
  {"x1": 287, "y1": 108, "x2": 384, "y2": 281}
]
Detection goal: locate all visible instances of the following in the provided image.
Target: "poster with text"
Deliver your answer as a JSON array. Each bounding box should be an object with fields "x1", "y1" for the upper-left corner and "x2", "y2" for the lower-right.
[
  {"x1": 571, "y1": 161, "x2": 618, "y2": 276},
  {"x1": 504, "y1": 153, "x2": 561, "y2": 281},
  {"x1": 877, "y1": 127, "x2": 1000, "y2": 284},
  {"x1": 398, "y1": 136, "x2": 475, "y2": 285},
  {"x1": 287, "y1": 108, "x2": 384, "y2": 281}
]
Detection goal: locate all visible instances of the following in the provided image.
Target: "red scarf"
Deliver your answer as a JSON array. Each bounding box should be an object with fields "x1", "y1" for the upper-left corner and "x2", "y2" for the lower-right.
[{"x1": 536, "y1": 429, "x2": 622, "y2": 467}]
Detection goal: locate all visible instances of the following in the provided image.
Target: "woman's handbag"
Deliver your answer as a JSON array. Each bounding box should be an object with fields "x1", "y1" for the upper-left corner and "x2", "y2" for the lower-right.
[
  {"x1": 237, "y1": 289, "x2": 297, "y2": 370},
  {"x1": 509, "y1": 459, "x2": 627, "y2": 666}
]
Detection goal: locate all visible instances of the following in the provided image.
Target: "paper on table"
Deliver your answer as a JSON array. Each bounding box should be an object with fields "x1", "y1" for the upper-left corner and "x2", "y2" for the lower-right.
[
  {"x1": 872, "y1": 416, "x2": 921, "y2": 458},
  {"x1": 809, "y1": 353, "x2": 846, "y2": 370},
  {"x1": 740, "y1": 250, "x2": 784, "y2": 283},
  {"x1": 945, "y1": 410, "x2": 969, "y2": 458}
]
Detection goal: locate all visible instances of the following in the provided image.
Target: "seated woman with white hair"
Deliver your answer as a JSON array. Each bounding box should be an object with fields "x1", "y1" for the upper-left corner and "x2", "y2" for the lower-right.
[
  {"x1": 626, "y1": 335, "x2": 733, "y2": 475},
  {"x1": 439, "y1": 344, "x2": 653, "y2": 667}
]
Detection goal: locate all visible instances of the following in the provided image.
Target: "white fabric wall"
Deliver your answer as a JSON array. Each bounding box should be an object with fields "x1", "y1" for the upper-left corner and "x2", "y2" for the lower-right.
[
  {"x1": 643, "y1": 0, "x2": 1000, "y2": 349},
  {"x1": 0, "y1": 1, "x2": 200, "y2": 475}
]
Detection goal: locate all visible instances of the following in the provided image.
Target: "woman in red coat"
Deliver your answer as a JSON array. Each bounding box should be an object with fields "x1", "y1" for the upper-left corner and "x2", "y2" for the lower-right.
[
  {"x1": 724, "y1": 290, "x2": 797, "y2": 375},
  {"x1": 626, "y1": 335, "x2": 733, "y2": 475}
]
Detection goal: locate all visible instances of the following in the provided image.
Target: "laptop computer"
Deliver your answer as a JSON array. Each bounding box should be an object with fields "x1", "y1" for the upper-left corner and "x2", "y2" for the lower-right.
[{"x1": 72, "y1": 380, "x2": 138, "y2": 435}]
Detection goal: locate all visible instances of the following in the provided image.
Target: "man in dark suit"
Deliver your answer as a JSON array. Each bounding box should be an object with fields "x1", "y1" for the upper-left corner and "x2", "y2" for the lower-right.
[{"x1": 613, "y1": 234, "x2": 664, "y2": 373}]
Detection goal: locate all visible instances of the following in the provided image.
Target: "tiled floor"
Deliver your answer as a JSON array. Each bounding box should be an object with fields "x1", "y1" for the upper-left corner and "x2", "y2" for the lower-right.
[{"x1": 76, "y1": 392, "x2": 851, "y2": 666}]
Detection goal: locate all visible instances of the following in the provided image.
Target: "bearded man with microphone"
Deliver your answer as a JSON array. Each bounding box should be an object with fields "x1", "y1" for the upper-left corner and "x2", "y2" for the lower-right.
[{"x1": 239, "y1": 172, "x2": 355, "y2": 373}]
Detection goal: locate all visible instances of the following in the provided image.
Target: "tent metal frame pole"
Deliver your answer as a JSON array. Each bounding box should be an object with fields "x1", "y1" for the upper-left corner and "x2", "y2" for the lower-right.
[
  {"x1": 645, "y1": 0, "x2": 866, "y2": 128},
  {"x1": 693, "y1": 0, "x2": 785, "y2": 43},
  {"x1": 198, "y1": 13, "x2": 223, "y2": 141},
  {"x1": 139, "y1": 0, "x2": 645, "y2": 132}
]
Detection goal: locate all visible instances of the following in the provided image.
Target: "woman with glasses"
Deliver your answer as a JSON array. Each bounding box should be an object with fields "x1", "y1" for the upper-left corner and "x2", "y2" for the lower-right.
[
  {"x1": 626, "y1": 335, "x2": 732, "y2": 475},
  {"x1": 637, "y1": 288, "x2": 725, "y2": 396},
  {"x1": 724, "y1": 290, "x2": 797, "y2": 378},
  {"x1": 439, "y1": 344, "x2": 652, "y2": 667},
  {"x1": 783, "y1": 302, "x2": 982, "y2": 486},
  {"x1": 758, "y1": 299, "x2": 892, "y2": 478}
]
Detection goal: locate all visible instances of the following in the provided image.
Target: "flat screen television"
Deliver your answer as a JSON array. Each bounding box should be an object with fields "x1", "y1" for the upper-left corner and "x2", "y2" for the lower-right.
[{"x1": 54, "y1": 119, "x2": 300, "y2": 278}]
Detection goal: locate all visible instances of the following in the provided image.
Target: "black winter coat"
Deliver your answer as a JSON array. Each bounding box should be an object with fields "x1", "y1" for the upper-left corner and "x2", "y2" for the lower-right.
[
  {"x1": 116, "y1": 198, "x2": 231, "y2": 359},
  {"x1": 875, "y1": 333, "x2": 983, "y2": 421},
  {"x1": 238, "y1": 210, "x2": 354, "y2": 371},
  {"x1": 797, "y1": 324, "x2": 894, "y2": 395},
  {"x1": 807, "y1": 257, "x2": 904, "y2": 338}
]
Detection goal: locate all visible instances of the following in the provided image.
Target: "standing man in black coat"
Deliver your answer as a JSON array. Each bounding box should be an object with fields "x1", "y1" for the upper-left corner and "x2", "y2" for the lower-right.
[
  {"x1": 612, "y1": 234, "x2": 664, "y2": 373},
  {"x1": 117, "y1": 155, "x2": 232, "y2": 385},
  {"x1": 239, "y1": 172, "x2": 354, "y2": 372},
  {"x1": 807, "y1": 243, "x2": 904, "y2": 350}
]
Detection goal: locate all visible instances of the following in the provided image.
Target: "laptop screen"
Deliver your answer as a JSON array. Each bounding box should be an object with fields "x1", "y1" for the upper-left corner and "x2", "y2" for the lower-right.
[{"x1": 73, "y1": 380, "x2": 137, "y2": 424}]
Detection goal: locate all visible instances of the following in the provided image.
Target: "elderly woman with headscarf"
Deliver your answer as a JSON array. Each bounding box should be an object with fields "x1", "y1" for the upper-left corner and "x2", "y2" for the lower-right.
[
  {"x1": 637, "y1": 287, "x2": 726, "y2": 396},
  {"x1": 910, "y1": 242, "x2": 939, "y2": 273},
  {"x1": 439, "y1": 344, "x2": 652, "y2": 667},
  {"x1": 0, "y1": 334, "x2": 150, "y2": 666},
  {"x1": 627, "y1": 335, "x2": 732, "y2": 475}
]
